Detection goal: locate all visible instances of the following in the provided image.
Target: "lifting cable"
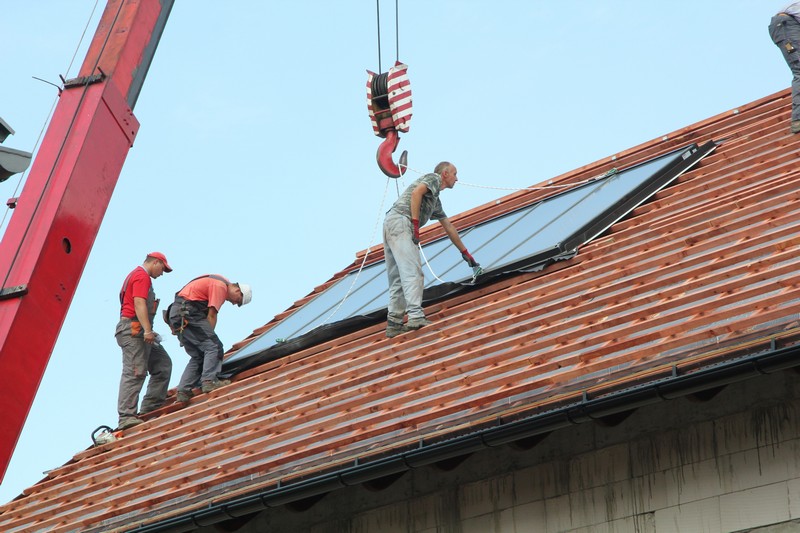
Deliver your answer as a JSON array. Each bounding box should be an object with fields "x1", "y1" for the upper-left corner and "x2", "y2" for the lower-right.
[
  {"x1": 285, "y1": 0, "x2": 406, "y2": 340},
  {"x1": 0, "y1": 0, "x2": 103, "y2": 289},
  {"x1": 293, "y1": 0, "x2": 621, "y2": 339},
  {"x1": 0, "y1": 0, "x2": 102, "y2": 236},
  {"x1": 375, "y1": 0, "x2": 400, "y2": 74}
]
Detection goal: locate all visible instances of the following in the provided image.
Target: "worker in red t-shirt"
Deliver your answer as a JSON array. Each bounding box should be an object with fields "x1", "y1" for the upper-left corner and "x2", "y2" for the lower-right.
[
  {"x1": 167, "y1": 275, "x2": 252, "y2": 403},
  {"x1": 115, "y1": 252, "x2": 173, "y2": 430}
]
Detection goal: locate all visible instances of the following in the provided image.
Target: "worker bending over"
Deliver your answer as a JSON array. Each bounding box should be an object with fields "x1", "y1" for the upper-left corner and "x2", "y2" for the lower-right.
[
  {"x1": 168, "y1": 275, "x2": 252, "y2": 402},
  {"x1": 382, "y1": 161, "x2": 480, "y2": 338},
  {"x1": 115, "y1": 252, "x2": 173, "y2": 430}
]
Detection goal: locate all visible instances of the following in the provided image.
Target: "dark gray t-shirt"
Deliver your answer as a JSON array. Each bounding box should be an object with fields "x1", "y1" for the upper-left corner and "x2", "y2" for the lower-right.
[{"x1": 387, "y1": 173, "x2": 447, "y2": 225}]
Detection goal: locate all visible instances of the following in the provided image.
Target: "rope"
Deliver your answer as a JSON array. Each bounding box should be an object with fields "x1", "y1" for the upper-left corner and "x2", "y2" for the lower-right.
[
  {"x1": 296, "y1": 175, "x2": 393, "y2": 338},
  {"x1": 0, "y1": 98, "x2": 55, "y2": 233},
  {"x1": 396, "y1": 164, "x2": 619, "y2": 285},
  {"x1": 0, "y1": 0, "x2": 102, "y2": 250},
  {"x1": 66, "y1": 0, "x2": 102, "y2": 78},
  {"x1": 289, "y1": 161, "x2": 619, "y2": 339},
  {"x1": 400, "y1": 163, "x2": 618, "y2": 193},
  {"x1": 459, "y1": 180, "x2": 592, "y2": 191},
  {"x1": 419, "y1": 243, "x2": 447, "y2": 284}
]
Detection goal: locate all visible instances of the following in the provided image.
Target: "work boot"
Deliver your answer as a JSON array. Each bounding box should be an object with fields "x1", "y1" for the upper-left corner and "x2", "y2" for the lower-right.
[
  {"x1": 385, "y1": 321, "x2": 409, "y2": 338},
  {"x1": 792, "y1": 120, "x2": 800, "y2": 134},
  {"x1": 175, "y1": 389, "x2": 194, "y2": 403},
  {"x1": 406, "y1": 316, "x2": 432, "y2": 330},
  {"x1": 117, "y1": 417, "x2": 143, "y2": 431},
  {"x1": 201, "y1": 379, "x2": 231, "y2": 394}
]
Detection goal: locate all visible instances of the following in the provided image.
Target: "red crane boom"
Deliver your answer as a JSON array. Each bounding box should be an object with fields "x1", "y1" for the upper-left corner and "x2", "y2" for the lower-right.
[{"x1": 0, "y1": 0, "x2": 173, "y2": 481}]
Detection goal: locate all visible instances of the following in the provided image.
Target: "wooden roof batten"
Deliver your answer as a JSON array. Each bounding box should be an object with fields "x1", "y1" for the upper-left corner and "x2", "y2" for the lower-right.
[
  {"x1": 2, "y1": 89, "x2": 800, "y2": 533},
  {"x1": 123, "y1": 326, "x2": 800, "y2": 533}
]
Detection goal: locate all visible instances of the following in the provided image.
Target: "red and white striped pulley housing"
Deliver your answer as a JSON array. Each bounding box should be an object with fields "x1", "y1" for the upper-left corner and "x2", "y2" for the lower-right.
[{"x1": 366, "y1": 61, "x2": 412, "y2": 177}]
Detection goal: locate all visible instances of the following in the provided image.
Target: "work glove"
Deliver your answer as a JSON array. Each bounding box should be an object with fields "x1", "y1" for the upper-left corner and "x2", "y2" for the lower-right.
[
  {"x1": 461, "y1": 249, "x2": 483, "y2": 278},
  {"x1": 461, "y1": 249, "x2": 479, "y2": 267},
  {"x1": 412, "y1": 219, "x2": 420, "y2": 245}
]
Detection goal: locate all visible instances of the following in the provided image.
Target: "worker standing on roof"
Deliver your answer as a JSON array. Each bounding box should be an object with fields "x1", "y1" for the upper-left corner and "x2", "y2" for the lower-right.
[
  {"x1": 382, "y1": 161, "x2": 480, "y2": 338},
  {"x1": 168, "y1": 275, "x2": 252, "y2": 403},
  {"x1": 770, "y1": 3, "x2": 800, "y2": 133},
  {"x1": 115, "y1": 252, "x2": 173, "y2": 430}
]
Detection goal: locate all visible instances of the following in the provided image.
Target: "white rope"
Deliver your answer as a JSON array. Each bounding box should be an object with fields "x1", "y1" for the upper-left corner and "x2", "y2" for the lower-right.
[
  {"x1": 404, "y1": 163, "x2": 619, "y2": 284},
  {"x1": 459, "y1": 180, "x2": 580, "y2": 191},
  {"x1": 418, "y1": 242, "x2": 447, "y2": 283},
  {"x1": 401, "y1": 163, "x2": 618, "y2": 192},
  {"x1": 296, "y1": 175, "x2": 392, "y2": 337},
  {"x1": 289, "y1": 164, "x2": 619, "y2": 340},
  {"x1": 458, "y1": 168, "x2": 618, "y2": 192},
  {"x1": 0, "y1": 0, "x2": 102, "y2": 233}
]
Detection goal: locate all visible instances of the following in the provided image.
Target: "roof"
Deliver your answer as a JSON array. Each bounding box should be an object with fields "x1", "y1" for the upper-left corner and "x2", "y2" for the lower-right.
[{"x1": 2, "y1": 88, "x2": 800, "y2": 532}]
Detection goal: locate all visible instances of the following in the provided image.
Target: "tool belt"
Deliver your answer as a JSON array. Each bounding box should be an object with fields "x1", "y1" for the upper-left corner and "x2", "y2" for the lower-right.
[
  {"x1": 165, "y1": 275, "x2": 222, "y2": 337},
  {"x1": 163, "y1": 296, "x2": 210, "y2": 337},
  {"x1": 163, "y1": 298, "x2": 189, "y2": 336}
]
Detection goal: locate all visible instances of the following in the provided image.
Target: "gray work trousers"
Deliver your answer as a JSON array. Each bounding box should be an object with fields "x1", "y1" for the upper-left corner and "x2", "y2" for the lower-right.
[
  {"x1": 770, "y1": 14, "x2": 800, "y2": 121},
  {"x1": 173, "y1": 300, "x2": 225, "y2": 391},
  {"x1": 383, "y1": 213, "x2": 426, "y2": 323},
  {"x1": 115, "y1": 317, "x2": 172, "y2": 421}
]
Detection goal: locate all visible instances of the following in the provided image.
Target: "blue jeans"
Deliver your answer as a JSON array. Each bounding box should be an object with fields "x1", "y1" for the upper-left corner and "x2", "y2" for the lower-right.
[
  {"x1": 770, "y1": 14, "x2": 800, "y2": 121},
  {"x1": 383, "y1": 213, "x2": 426, "y2": 323}
]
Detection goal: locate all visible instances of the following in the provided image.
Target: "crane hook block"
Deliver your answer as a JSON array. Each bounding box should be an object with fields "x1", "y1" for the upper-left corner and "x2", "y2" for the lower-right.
[{"x1": 367, "y1": 61, "x2": 412, "y2": 178}]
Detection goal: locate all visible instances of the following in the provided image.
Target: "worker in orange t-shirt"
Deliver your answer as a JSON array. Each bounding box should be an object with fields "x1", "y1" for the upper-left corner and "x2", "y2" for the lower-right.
[{"x1": 168, "y1": 274, "x2": 252, "y2": 403}]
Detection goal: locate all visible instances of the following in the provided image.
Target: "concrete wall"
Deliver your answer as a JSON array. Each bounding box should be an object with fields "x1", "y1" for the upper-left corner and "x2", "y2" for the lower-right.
[{"x1": 208, "y1": 369, "x2": 800, "y2": 533}]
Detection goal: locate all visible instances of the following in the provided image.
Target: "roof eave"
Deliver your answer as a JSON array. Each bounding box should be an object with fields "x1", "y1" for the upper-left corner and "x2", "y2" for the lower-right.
[{"x1": 129, "y1": 335, "x2": 800, "y2": 533}]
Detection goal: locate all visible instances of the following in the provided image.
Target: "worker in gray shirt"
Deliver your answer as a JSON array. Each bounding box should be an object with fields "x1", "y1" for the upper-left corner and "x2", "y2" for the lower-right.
[
  {"x1": 382, "y1": 161, "x2": 480, "y2": 338},
  {"x1": 770, "y1": 3, "x2": 800, "y2": 133}
]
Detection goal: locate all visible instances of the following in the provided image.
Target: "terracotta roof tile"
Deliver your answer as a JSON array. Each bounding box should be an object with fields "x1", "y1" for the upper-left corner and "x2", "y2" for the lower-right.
[{"x1": 3, "y1": 89, "x2": 800, "y2": 531}]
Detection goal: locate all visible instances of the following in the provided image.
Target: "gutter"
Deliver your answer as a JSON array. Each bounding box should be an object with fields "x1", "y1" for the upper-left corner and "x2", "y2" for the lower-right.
[{"x1": 130, "y1": 339, "x2": 800, "y2": 533}]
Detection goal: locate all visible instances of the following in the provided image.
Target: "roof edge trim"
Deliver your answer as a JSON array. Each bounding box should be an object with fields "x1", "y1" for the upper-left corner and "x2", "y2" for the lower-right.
[{"x1": 132, "y1": 338, "x2": 800, "y2": 533}]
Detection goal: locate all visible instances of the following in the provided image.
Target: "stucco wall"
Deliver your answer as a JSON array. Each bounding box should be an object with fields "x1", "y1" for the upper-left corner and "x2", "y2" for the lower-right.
[{"x1": 207, "y1": 369, "x2": 800, "y2": 533}]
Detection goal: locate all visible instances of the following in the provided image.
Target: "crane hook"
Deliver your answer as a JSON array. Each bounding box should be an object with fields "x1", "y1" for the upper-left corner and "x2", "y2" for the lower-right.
[{"x1": 376, "y1": 129, "x2": 408, "y2": 178}]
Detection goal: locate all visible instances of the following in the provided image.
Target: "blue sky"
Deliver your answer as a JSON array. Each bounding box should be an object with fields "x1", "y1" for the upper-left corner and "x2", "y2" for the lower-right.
[{"x1": 0, "y1": 0, "x2": 791, "y2": 504}]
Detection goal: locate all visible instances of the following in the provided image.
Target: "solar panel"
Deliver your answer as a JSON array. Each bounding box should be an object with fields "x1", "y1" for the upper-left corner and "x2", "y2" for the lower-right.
[{"x1": 228, "y1": 142, "x2": 715, "y2": 363}]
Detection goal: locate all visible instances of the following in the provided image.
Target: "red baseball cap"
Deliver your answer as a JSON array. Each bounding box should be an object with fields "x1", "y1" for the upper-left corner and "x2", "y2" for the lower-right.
[{"x1": 148, "y1": 252, "x2": 172, "y2": 272}]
